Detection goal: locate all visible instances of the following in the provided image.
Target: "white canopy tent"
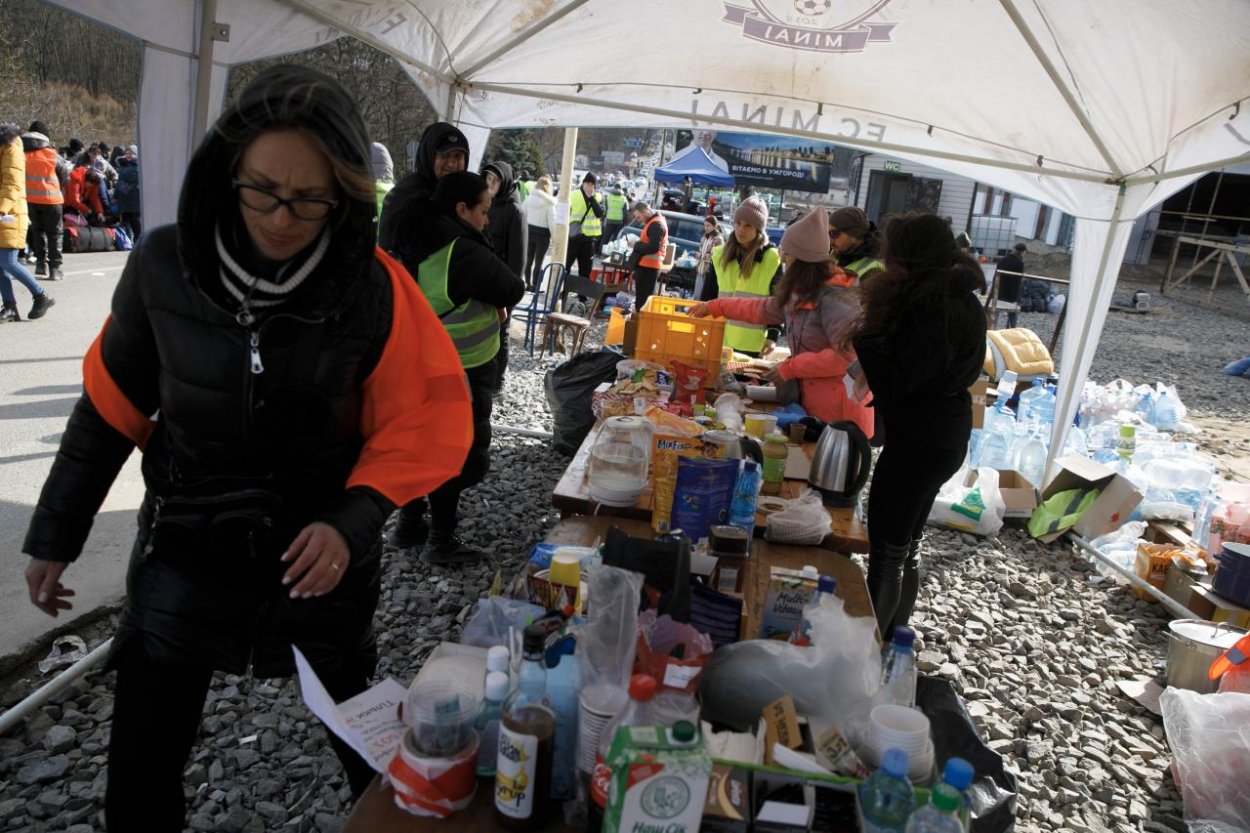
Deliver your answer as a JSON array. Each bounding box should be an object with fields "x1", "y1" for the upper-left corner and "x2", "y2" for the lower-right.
[{"x1": 55, "y1": 0, "x2": 1250, "y2": 469}]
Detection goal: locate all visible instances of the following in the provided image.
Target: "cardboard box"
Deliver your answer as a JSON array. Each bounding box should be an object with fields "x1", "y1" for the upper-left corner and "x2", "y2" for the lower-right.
[
  {"x1": 1187, "y1": 584, "x2": 1250, "y2": 629},
  {"x1": 1036, "y1": 455, "x2": 1143, "y2": 543},
  {"x1": 970, "y1": 379, "x2": 990, "y2": 430},
  {"x1": 996, "y1": 469, "x2": 1040, "y2": 519}
]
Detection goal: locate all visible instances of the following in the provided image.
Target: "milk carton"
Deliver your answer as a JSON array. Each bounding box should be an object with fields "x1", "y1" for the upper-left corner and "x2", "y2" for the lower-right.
[
  {"x1": 758, "y1": 566, "x2": 820, "y2": 640},
  {"x1": 602, "y1": 721, "x2": 711, "y2": 833}
]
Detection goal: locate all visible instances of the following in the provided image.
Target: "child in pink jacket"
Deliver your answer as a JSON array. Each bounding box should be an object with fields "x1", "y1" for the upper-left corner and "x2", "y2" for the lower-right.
[{"x1": 690, "y1": 206, "x2": 872, "y2": 438}]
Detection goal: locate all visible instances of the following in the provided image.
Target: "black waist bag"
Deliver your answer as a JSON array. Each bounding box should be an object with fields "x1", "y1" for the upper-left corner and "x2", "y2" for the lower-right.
[{"x1": 147, "y1": 489, "x2": 288, "y2": 565}]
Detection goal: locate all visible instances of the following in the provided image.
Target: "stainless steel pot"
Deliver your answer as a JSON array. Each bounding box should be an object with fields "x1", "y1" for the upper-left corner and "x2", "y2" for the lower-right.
[{"x1": 1166, "y1": 619, "x2": 1247, "y2": 693}]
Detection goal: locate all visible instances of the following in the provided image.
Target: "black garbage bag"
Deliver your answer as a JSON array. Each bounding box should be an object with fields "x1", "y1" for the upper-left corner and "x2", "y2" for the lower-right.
[
  {"x1": 916, "y1": 677, "x2": 1018, "y2": 833},
  {"x1": 544, "y1": 349, "x2": 623, "y2": 455}
]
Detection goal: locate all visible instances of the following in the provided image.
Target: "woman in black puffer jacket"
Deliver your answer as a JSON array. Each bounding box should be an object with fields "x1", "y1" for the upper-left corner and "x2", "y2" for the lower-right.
[
  {"x1": 841, "y1": 213, "x2": 987, "y2": 639},
  {"x1": 21, "y1": 65, "x2": 473, "y2": 831}
]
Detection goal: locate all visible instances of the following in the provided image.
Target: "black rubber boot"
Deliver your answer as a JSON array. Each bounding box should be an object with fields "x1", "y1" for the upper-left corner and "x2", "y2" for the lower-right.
[
  {"x1": 867, "y1": 539, "x2": 914, "y2": 640},
  {"x1": 887, "y1": 537, "x2": 924, "y2": 636},
  {"x1": 420, "y1": 531, "x2": 486, "y2": 566},
  {"x1": 385, "y1": 503, "x2": 429, "y2": 550},
  {"x1": 28, "y1": 294, "x2": 54, "y2": 320}
]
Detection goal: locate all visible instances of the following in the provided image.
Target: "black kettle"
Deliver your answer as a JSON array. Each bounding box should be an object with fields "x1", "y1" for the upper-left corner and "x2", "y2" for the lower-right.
[{"x1": 807, "y1": 421, "x2": 872, "y2": 507}]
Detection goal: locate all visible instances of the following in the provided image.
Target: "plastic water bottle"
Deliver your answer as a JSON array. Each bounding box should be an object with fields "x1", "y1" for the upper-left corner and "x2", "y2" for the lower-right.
[
  {"x1": 941, "y1": 757, "x2": 975, "y2": 816},
  {"x1": 789, "y1": 574, "x2": 836, "y2": 646},
  {"x1": 1016, "y1": 379, "x2": 1045, "y2": 424},
  {"x1": 1031, "y1": 384, "x2": 1056, "y2": 430},
  {"x1": 476, "y1": 671, "x2": 509, "y2": 777},
  {"x1": 1151, "y1": 390, "x2": 1181, "y2": 429},
  {"x1": 904, "y1": 783, "x2": 964, "y2": 833},
  {"x1": 1017, "y1": 427, "x2": 1048, "y2": 487},
  {"x1": 880, "y1": 626, "x2": 918, "y2": 707},
  {"x1": 487, "y1": 644, "x2": 510, "y2": 687},
  {"x1": 859, "y1": 748, "x2": 916, "y2": 833},
  {"x1": 728, "y1": 460, "x2": 761, "y2": 539},
  {"x1": 1062, "y1": 424, "x2": 1089, "y2": 459},
  {"x1": 983, "y1": 400, "x2": 1015, "y2": 436}
]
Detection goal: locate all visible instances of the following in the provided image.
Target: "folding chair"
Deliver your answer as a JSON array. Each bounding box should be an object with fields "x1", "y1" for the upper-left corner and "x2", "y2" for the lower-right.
[{"x1": 514, "y1": 262, "x2": 566, "y2": 356}]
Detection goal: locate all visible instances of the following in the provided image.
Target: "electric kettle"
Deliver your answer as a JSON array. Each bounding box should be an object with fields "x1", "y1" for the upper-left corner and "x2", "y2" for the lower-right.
[{"x1": 808, "y1": 421, "x2": 872, "y2": 507}]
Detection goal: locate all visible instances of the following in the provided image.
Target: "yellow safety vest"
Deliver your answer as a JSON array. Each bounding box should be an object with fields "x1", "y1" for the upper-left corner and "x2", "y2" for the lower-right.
[
  {"x1": 713, "y1": 243, "x2": 780, "y2": 353},
  {"x1": 570, "y1": 189, "x2": 603, "y2": 238},
  {"x1": 416, "y1": 240, "x2": 501, "y2": 369}
]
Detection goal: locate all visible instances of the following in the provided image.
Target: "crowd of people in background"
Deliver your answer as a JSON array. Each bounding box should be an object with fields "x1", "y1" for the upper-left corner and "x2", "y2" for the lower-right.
[{"x1": 0, "y1": 118, "x2": 143, "y2": 322}]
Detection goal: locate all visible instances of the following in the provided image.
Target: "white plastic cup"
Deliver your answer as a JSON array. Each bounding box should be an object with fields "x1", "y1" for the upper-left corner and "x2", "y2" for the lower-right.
[
  {"x1": 577, "y1": 684, "x2": 626, "y2": 773},
  {"x1": 868, "y1": 705, "x2": 930, "y2": 754}
]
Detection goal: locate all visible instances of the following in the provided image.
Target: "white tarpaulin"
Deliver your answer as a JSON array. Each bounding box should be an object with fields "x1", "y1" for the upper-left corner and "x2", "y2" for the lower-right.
[{"x1": 51, "y1": 0, "x2": 1250, "y2": 468}]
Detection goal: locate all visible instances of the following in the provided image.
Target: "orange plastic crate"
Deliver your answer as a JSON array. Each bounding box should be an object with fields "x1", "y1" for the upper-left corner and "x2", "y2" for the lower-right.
[{"x1": 633, "y1": 296, "x2": 726, "y2": 377}]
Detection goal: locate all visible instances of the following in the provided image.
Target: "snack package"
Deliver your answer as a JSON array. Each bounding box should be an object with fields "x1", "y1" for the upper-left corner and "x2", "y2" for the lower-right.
[
  {"x1": 672, "y1": 360, "x2": 711, "y2": 406},
  {"x1": 653, "y1": 433, "x2": 711, "y2": 534},
  {"x1": 671, "y1": 457, "x2": 739, "y2": 542},
  {"x1": 644, "y1": 406, "x2": 706, "y2": 438}
]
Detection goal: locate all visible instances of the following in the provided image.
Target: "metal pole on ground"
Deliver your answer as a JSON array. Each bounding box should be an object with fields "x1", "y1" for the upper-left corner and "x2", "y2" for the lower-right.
[
  {"x1": 1068, "y1": 534, "x2": 1194, "y2": 620},
  {"x1": 0, "y1": 638, "x2": 112, "y2": 737}
]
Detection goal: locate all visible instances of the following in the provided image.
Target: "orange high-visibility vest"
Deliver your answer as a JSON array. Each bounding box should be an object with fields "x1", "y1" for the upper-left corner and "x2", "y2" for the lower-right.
[{"x1": 25, "y1": 148, "x2": 63, "y2": 205}]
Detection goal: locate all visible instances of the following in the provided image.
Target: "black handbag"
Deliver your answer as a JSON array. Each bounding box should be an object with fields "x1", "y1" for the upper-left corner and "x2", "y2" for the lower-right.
[{"x1": 147, "y1": 488, "x2": 287, "y2": 561}]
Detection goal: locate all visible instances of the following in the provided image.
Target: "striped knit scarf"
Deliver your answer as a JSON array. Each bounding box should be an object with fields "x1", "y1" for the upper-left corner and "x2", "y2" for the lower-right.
[{"x1": 216, "y1": 225, "x2": 329, "y2": 318}]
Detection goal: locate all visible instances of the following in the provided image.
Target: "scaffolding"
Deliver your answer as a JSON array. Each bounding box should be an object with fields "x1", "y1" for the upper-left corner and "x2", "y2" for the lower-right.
[{"x1": 1155, "y1": 168, "x2": 1250, "y2": 310}]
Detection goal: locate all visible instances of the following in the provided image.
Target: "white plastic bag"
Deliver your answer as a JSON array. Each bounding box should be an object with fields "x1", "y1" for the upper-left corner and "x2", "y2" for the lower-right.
[
  {"x1": 1159, "y1": 689, "x2": 1250, "y2": 833},
  {"x1": 926, "y1": 465, "x2": 1005, "y2": 537},
  {"x1": 764, "y1": 488, "x2": 833, "y2": 545}
]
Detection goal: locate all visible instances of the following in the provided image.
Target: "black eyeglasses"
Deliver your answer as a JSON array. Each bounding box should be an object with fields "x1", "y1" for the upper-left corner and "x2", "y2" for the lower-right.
[{"x1": 232, "y1": 181, "x2": 338, "y2": 221}]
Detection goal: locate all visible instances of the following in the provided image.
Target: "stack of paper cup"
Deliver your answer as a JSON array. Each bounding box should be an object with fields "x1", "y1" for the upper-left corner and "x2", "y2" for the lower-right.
[
  {"x1": 577, "y1": 683, "x2": 628, "y2": 773},
  {"x1": 865, "y1": 705, "x2": 934, "y2": 783}
]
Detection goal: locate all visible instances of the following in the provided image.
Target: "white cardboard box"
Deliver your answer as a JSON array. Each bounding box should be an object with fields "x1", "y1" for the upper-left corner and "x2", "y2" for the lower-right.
[{"x1": 1036, "y1": 455, "x2": 1142, "y2": 543}]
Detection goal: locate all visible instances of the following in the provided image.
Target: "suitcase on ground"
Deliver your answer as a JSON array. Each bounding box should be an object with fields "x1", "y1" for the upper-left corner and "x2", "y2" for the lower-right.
[{"x1": 63, "y1": 225, "x2": 115, "y2": 254}]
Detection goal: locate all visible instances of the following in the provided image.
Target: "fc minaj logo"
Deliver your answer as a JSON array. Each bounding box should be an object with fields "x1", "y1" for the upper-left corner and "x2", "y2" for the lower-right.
[{"x1": 722, "y1": 0, "x2": 896, "y2": 53}]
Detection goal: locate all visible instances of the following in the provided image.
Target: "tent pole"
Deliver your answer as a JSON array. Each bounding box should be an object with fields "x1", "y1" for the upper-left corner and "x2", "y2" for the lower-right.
[
  {"x1": 551, "y1": 128, "x2": 578, "y2": 294},
  {"x1": 192, "y1": 0, "x2": 218, "y2": 143}
]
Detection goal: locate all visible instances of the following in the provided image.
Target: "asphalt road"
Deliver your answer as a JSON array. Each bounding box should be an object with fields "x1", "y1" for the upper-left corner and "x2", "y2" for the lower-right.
[{"x1": 0, "y1": 250, "x2": 139, "y2": 663}]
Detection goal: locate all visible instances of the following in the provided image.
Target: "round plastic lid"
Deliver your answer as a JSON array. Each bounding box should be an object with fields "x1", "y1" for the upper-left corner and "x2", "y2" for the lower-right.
[
  {"x1": 671, "y1": 721, "x2": 696, "y2": 743},
  {"x1": 881, "y1": 748, "x2": 909, "y2": 778},
  {"x1": 931, "y1": 783, "x2": 961, "y2": 812},
  {"x1": 801, "y1": 565, "x2": 819, "y2": 579},
  {"x1": 487, "y1": 645, "x2": 510, "y2": 673},
  {"x1": 943, "y1": 756, "x2": 974, "y2": 791},
  {"x1": 629, "y1": 674, "x2": 658, "y2": 701},
  {"x1": 817, "y1": 575, "x2": 837, "y2": 594},
  {"x1": 892, "y1": 625, "x2": 916, "y2": 648},
  {"x1": 485, "y1": 671, "x2": 509, "y2": 701}
]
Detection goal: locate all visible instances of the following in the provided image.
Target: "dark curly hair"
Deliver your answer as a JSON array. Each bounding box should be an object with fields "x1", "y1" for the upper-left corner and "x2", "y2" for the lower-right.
[{"x1": 838, "y1": 212, "x2": 985, "y2": 349}]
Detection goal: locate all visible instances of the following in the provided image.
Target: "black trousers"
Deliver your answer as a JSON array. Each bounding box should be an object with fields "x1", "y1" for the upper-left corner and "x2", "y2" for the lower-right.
[
  {"x1": 398, "y1": 362, "x2": 495, "y2": 534},
  {"x1": 525, "y1": 226, "x2": 551, "y2": 289},
  {"x1": 565, "y1": 234, "x2": 596, "y2": 278},
  {"x1": 122, "y1": 211, "x2": 142, "y2": 243},
  {"x1": 106, "y1": 638, "x2": 374, "y2": 832},
  {"x1": 28, "y1": 203, "x2": 63, "y2": 267},
  {"x1": 866, "y1": 434, "x2": 966, "y2": 635},
  {"x1": 633, "y1": 267, "x2": 658, "y2": 310}
]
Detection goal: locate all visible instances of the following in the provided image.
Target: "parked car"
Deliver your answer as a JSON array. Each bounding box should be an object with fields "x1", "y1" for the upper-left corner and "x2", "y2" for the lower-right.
[{"x1": 614, "y1": 210, "x2": 731, "y2": 292}]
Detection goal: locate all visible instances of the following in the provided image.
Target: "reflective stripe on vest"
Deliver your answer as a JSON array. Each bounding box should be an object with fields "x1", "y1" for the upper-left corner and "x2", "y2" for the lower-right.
[
  {"x1": 25, "y1": 150, "x2": 63, "y2": 205},
  {"x1": 845, "y1": 256, "x2": 883, "y2": 281},
  {"x1": 416, "y1": 240, "x2": 501, "y2": 369},
  {"x1": 570, "y1": 190, "x2": 602, "y2": 237},
  {"x1": 714, "y1": 244, "x2": 779, "y2": 352},
  {"x1": 606, "y1": 193, "x2": 627, "y2": 221},
  {"x1": 637, "y1": 214, "x2": 669, "y2": 269}
]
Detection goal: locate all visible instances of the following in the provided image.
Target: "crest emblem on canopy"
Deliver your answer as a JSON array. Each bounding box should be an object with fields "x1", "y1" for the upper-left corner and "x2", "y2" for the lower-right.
[{"x1": 722, "y1": 0, "x2": 896, "y2": 52}]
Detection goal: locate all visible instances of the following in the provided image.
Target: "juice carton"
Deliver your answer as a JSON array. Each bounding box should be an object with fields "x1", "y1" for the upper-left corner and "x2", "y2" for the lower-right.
[
  {"x1": 758, "y1": 567, "x2": 820, "y2": 640},
  {"x1": 602, "y1": 722, "x2": 711, "y2": 833}
]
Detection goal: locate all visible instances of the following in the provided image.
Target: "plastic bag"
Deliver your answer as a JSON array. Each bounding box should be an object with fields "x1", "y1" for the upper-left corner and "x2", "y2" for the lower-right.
[
  {"x1": 763, "y1": 488, "x2": 832, "y2": 545},
  {"x1": 1159, "y1": 689, "x2": 1250, "y2": 833},
  {"x1": 700, "y1": 593, "x2": 880, "y2": 741},
  {"x1": 544, "y1": 349, "x2": 624, "y2": 455},
  {"x1": 634, "y1": 611, "x2": 714, "y2": 695},
  {"x1": 927, "y1": 466, "x2": 1006, "y2": 537},
  {"x1": 577, "y1": 564, "x2": 644, "y2": 691},
  {"x1": 460, "y1": 597, "x2": 547, "y2": 648}
]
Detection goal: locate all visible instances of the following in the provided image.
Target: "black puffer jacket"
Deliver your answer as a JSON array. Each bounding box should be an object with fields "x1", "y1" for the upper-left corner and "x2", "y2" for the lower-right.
[
  {"x1": 481, "y1": 160, "x2": 526, "y2": 279},
  {"x1": 24, "y1": 67, "x2": 473, "y2": 677},
  {"x1": 378, "y1": 121, "x2": 468, "y2": 253}
]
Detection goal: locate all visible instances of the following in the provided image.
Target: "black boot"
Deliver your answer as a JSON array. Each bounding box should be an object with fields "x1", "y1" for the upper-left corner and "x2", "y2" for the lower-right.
[
  {"x1": 385, "y1": 503, "x2": 429, "y2": 550},
  {"x1": 420, "y1": 530, "x2": 486, "y2": 565},
  {"x1": 34, "y1": 261, "x2": 47, "y2": 277},
  {"x1": 48, "y1": 265, "x2": 64, "y2": 281},
  {"x1": 887, "y1": 538, "x2": 924, "y2": 636},
  {"x1": 867, "y1": 539, "x2": 914, "y2": 640},
  {"x1": 0, "y1": 302, "x2": 20, "y2": 322},
  {"x1": 28, "y1": 294, "x2": 54, "y2": 320}
]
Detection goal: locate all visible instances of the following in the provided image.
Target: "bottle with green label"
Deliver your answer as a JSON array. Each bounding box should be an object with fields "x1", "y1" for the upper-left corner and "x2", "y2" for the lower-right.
[{"x1": 494, "y1": 624, "x2": 556, "y2": 830}]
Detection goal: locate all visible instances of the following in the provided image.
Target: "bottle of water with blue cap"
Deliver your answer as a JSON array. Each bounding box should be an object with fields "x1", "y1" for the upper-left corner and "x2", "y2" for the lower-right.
[{"x1": 859, "y1": 748, "x2": 916, "y2": 833}]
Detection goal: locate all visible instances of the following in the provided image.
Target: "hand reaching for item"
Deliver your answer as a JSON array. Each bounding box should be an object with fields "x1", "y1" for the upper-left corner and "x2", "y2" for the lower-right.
[
  {"x1": 687, "y1": 302, "x2": 711, "y2": 318},
  {"x1": 26, "y1": 559, "x2": 75, "y2": 617},
  {"x1": 281, "y1": 522, "x2": 350, "y2": 599},
  {"x1": 762, "y1": 365, "x2": 785, "y2": 385}
]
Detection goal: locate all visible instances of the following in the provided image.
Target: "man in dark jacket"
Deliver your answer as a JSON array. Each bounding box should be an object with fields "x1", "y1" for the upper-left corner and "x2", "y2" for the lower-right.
[
  {"x1": 21, "y1": 121, "x2": 70, "y2": 279},
  {"x1": 481, "y1": 160, "x2": 526, "y2": 394},
  {"x1": 378, "y1": 121, "x2": 469, "y2": 252},
  {"x1": 994, "y1": 242, "x2": 1027, "y2": 327}
]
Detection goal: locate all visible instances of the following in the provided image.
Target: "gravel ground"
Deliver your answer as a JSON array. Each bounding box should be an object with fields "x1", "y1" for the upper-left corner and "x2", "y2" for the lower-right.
[{"x1": 0, "y1": 259, "x2": 1246, "y2": 832}]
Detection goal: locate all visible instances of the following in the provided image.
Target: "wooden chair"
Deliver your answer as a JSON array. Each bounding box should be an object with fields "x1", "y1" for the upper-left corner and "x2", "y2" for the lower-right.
[{"x1": 538, "y1": 272, "x2": 610, "y2": 359}]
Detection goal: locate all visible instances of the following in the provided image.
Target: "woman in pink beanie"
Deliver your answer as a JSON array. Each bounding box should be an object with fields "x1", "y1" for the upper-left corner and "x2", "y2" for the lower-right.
[
  {"x1": 690, "y1": 206, "x2": 872, "y2": 437},
  {"x1": 707, "y1": 196, "x2": 782, "y2": 356}
]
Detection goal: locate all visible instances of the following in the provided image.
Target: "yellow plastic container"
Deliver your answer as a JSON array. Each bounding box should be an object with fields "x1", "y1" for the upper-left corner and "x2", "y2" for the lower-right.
[
  {"x1": 633, "y1": 296, "x2": 726, "y2": 377},
  {"x1": 605, "y1": 307, "x2": 626, "y2": 346}
]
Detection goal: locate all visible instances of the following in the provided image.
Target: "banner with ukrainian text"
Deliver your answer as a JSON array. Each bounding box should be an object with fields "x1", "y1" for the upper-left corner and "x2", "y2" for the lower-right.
[{"x1": 674, "y1": 129, "x2": 854, "y2": 193}]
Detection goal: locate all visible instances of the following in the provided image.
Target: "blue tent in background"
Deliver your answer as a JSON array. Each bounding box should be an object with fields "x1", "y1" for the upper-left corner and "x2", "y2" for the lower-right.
[{"x1": 653, "y1": 147, "x2": 735, "y2": 187}]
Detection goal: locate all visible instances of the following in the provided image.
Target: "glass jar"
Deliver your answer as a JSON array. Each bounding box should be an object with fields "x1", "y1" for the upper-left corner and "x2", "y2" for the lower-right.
[{"x1": 761, "y1": 432, "x2": 788, "y2": 495}]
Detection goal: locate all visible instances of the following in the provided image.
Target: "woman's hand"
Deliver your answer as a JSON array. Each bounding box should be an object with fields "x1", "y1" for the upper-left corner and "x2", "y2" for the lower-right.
[
  {"x1": 762, "y1": 365, "x2": 786, "y2": 385},
  {"x1": 497, "y1": 308, "x2": 509, "y2": 323},
  {"x1": 760, "y1": 339, "x2": 776, "y2": 358},
  {"x1": 687, "y1": 302, "x2": 711, "y2": 318},
  {"x1": 281, "y1": 522, "x2": 350, "y2": 599},
  {"x1": 26, "y1": 559, "x2": 75, "y2": 617}
]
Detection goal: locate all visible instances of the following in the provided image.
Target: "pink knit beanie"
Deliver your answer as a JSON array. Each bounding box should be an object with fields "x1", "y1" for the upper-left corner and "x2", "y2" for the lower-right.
[
  {"x1": 780, "y1": 207, "x2": 831, "y2": 263},
  {"x1": 733, "y1": 196, "x2": 768, "y2": 231}
]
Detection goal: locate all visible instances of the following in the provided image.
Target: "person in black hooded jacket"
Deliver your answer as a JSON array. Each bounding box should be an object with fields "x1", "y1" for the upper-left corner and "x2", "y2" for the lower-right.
[
  {"x1": 389, "y1": 171, "x2": 525, "y2": 563},
  {"x1": 840, "y1": 212, "x2": 986, "y2": 640},
  {"x1": 481, "y1": 159, "x2": 526, "y2": 394},
  {"x1": 378, "y1": 121, "x2": 469, "y2": 252},
  {"x1": 20, "y1": 66, "x2": 473, "y2": 830}
]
